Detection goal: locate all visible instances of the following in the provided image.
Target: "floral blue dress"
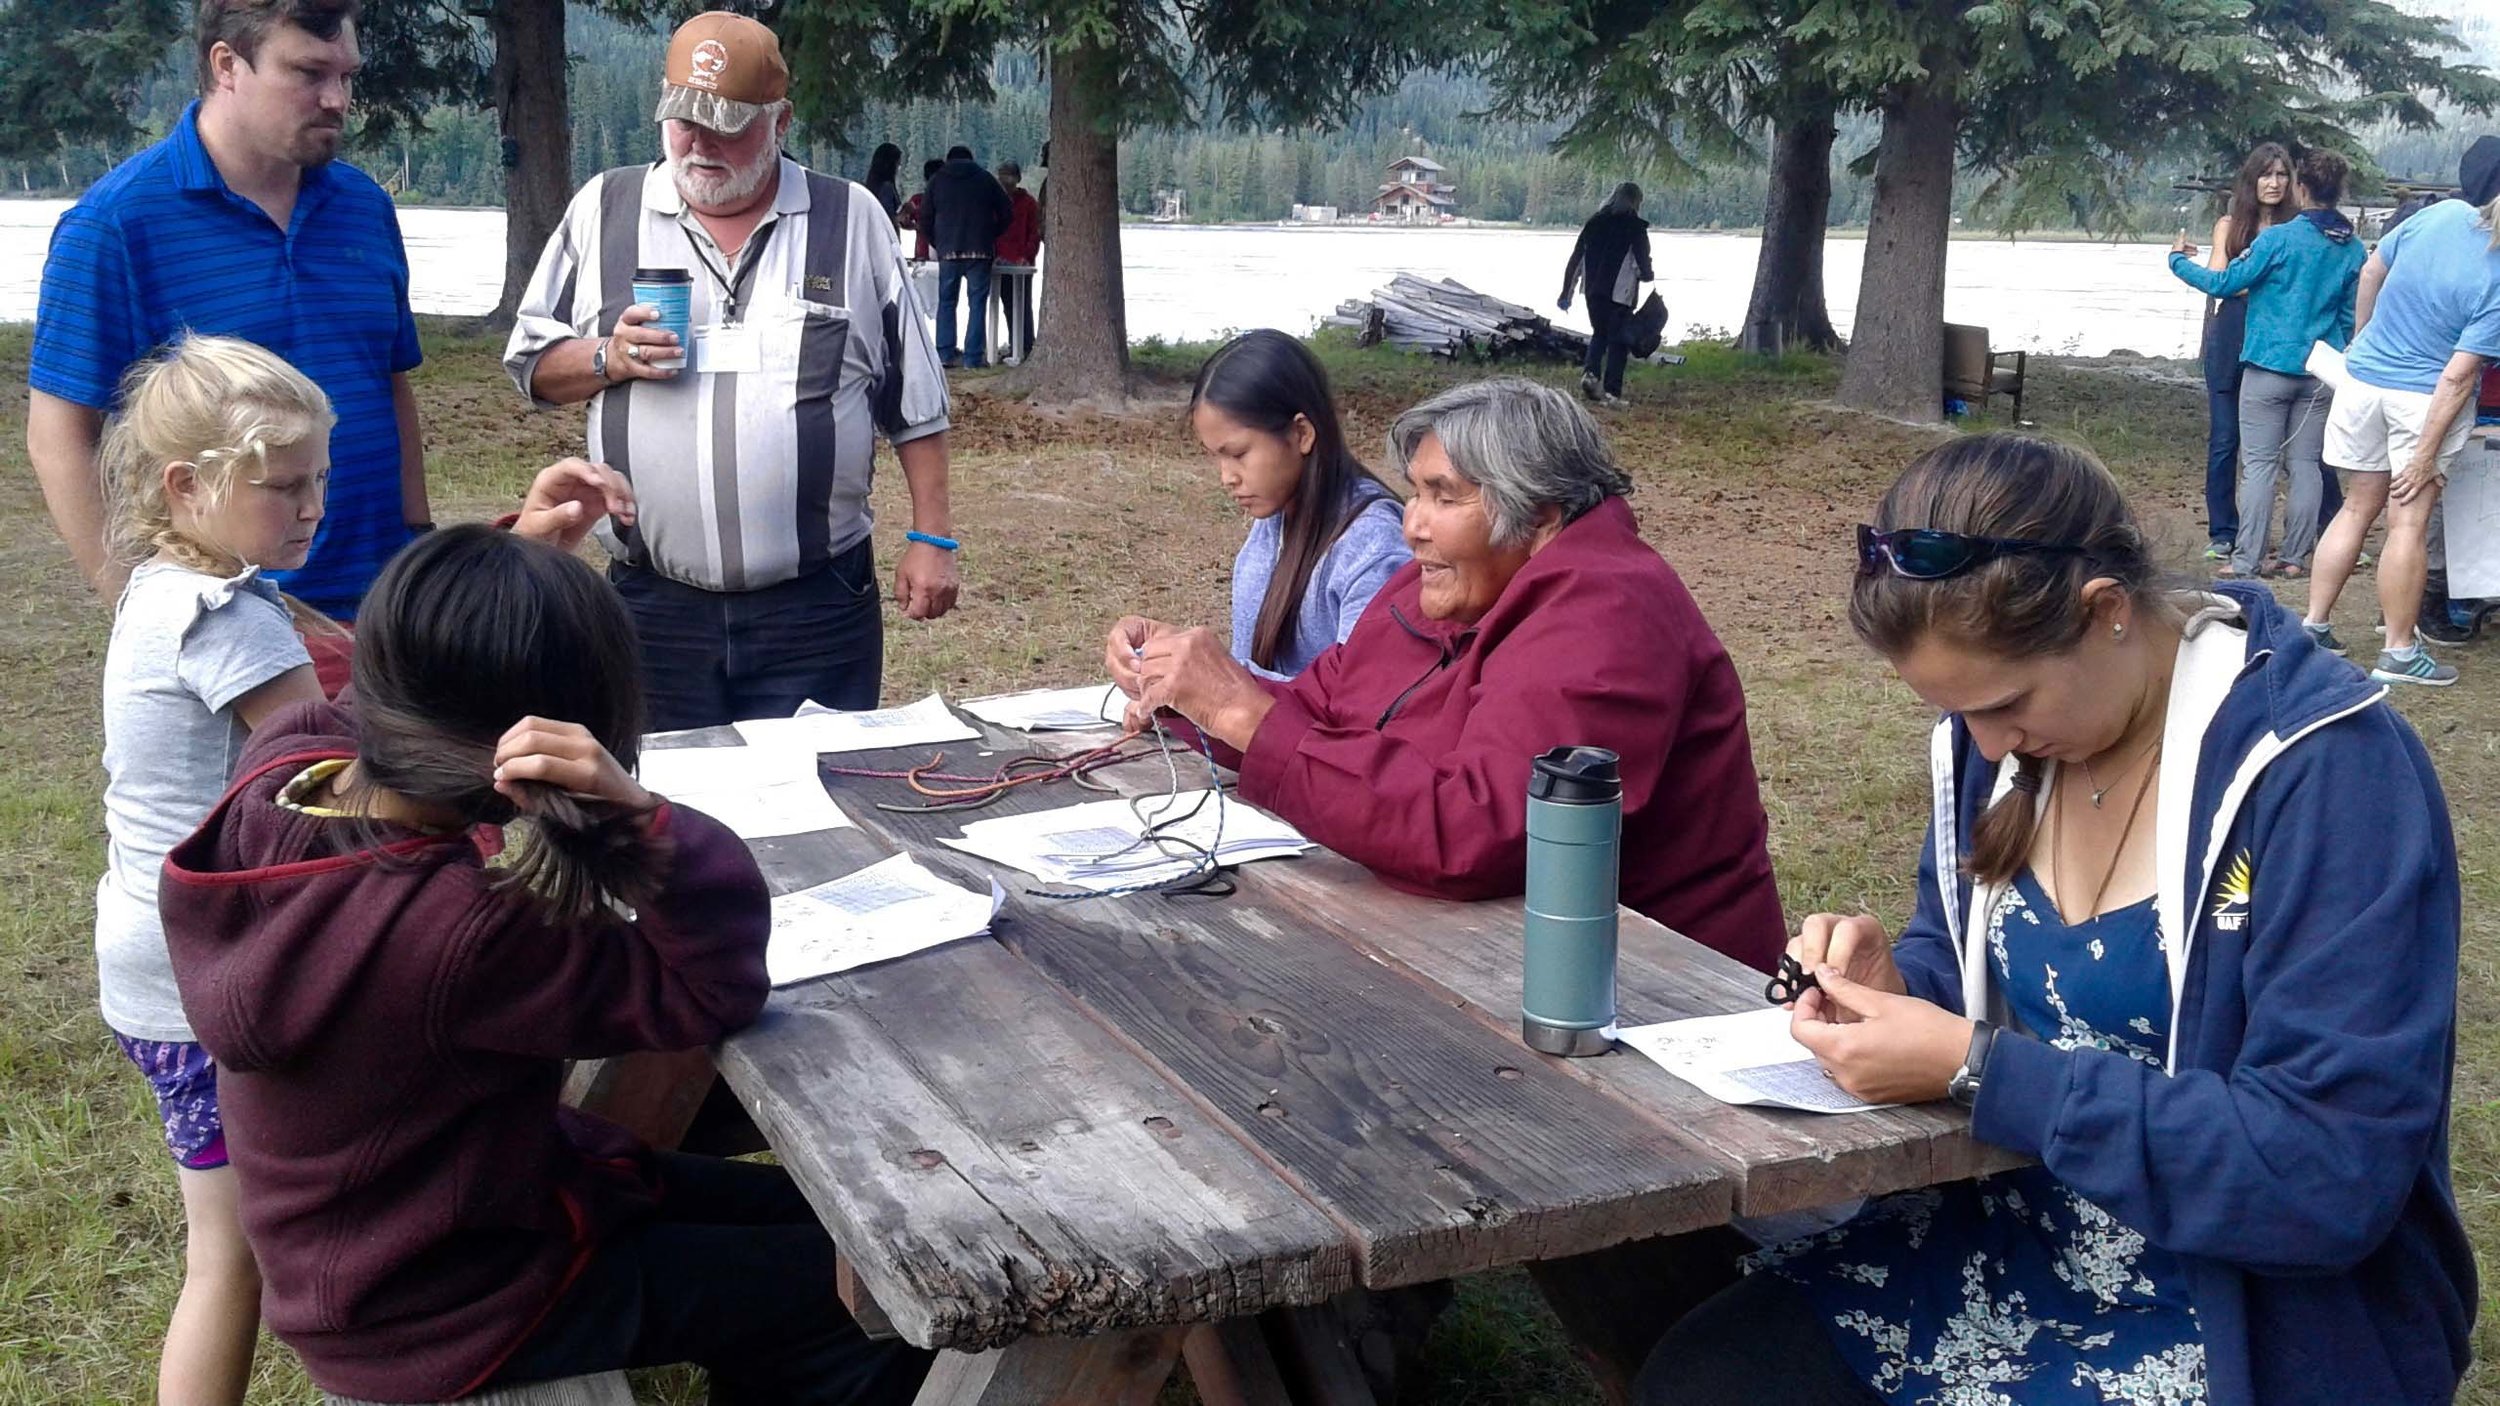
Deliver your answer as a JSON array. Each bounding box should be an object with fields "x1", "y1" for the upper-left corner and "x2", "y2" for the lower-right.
[{"x1": 1752, "y1": 869, "x2": 2207, "y2": 1405}]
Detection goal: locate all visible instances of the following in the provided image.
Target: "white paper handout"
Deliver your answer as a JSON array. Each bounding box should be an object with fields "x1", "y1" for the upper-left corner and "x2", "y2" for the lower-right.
[
  {"x1": 1617, "y1": 1007, "x2": 1899, "y2": 1115},
  {"x1": 766, "y1": 854, "x2": 1006, "y2": 986},
  {"x1": 960, "y1": 683, "x2": 1130, "y2": 733},
  {"x1": 636, "y1": 743, "x2": 855, "y2": 841},
  {"x1": 733, "y1": 693, "x2": 981, "y2": 755},
  {"x1": 941, "y1": 791, "x2": 1312, "y2": 892}
]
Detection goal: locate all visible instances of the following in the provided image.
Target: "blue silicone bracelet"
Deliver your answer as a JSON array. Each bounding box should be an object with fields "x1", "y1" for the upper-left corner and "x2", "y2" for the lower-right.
[{"x1": 906, "y1": 530, "x2": 960, "y2": 551}]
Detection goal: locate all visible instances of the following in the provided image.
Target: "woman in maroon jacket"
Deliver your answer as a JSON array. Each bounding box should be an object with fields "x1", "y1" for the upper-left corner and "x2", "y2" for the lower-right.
[
  {"x1": 1107, "y1": 376, "x2": 1785, "y2": 972},
  {"x1": 160, "y1": 527, "x2": 925, "y2": 1404}
]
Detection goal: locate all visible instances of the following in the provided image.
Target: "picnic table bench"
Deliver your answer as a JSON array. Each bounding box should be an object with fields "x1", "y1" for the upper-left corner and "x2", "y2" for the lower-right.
[{"x1": 596, "y1": 708, "x2": 2022, "y2": 1404}]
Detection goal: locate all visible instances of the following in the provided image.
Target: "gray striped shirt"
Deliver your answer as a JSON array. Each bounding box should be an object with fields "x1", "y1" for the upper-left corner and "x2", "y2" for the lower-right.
[{"x1": 504, "y1": 158, "x2": 950, "y2": 592}]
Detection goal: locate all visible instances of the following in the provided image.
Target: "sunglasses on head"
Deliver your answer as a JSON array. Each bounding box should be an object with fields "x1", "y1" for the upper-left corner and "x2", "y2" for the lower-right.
[{"x1": 1856, "y1": 524, "x2": 2089, "y2": 580}]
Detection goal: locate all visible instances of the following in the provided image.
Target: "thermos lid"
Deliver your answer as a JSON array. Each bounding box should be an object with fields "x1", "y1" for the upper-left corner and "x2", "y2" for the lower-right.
[
  {"x1": 1529, "y1": 745, "x2": 1621, "y2": 803},
  {"x1": 631, "y1": 267, "x2": 694, "y2": 283}
]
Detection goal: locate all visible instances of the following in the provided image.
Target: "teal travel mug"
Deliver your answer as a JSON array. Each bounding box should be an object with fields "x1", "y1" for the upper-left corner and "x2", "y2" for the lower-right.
[
  {"x1": 630, "y1": 267, "x2": 693, "y2": 370},
  {"x1": 1521, "y1": 745, "x2": 1622, "y2": 1056}
]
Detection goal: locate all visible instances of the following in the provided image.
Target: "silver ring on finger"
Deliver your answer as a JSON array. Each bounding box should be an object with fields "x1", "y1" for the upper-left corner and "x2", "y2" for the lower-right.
[{"x1": 627, "y1": 343, "x2": 644, "y2": 363}]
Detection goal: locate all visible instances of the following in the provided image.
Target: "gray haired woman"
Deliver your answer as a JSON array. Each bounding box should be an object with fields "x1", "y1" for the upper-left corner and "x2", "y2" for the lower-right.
[{"x1": 1106, "y1": 376, "x2": 1786, "y2": 969}]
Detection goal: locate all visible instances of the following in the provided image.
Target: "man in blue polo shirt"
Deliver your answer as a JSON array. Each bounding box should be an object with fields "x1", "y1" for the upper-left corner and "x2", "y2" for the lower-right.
[{"x1": 27, "y1": 0, "x2": 425, "y2": 623}]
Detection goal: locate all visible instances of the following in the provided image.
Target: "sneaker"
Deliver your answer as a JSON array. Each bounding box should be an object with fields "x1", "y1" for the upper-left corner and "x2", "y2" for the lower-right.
[
  {"x1": 2355, "y1": 550, "x2": 2375, "y2": 569},
  {"x1": 2302, "y1": 622, "x2": 2348, "y2": 657},
  {"x1": 1579, "y1": 373, "x2": 1602, "y2": 401},
  {"x1": 2420, "y1": 607, "x2": 2478, "y2": 646},
  {"x1": 2371, "y1": 646, "x2": 2459, "y2": 687},
  {"x1": 2204, "y1": 541, "x2": 2230, "y2": 561},
  {"x1": 1601, "y1": 392, "x2": 1628, "y2": 407}
]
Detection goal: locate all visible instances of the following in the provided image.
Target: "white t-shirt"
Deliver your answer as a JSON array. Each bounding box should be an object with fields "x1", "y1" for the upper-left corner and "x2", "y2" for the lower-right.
[{"x1": 97, "y1": 562, "x2": 310, "y2": 1041}]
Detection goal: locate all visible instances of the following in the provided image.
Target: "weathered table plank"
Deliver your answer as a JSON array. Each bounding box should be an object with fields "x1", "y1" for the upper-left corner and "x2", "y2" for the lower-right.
[
  {"x1": 822, "y1": 749, "x2": 1736, "y2": 1292},
  {"x1": 641, "y1": 734, "x2": 1356, "y2": 1353},
  {"x1": 1251, "y1": 852, "x2": 2030, "y2": 1215}
]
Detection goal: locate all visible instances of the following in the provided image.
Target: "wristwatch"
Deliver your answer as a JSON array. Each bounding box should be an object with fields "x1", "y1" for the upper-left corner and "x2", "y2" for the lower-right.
[
  {"x1": 590, "y1": 339, "x2": 612, "y2": 383},
  {"x1": 1947, "y1": 1020, "x2": 1999, "y2": 1109}
]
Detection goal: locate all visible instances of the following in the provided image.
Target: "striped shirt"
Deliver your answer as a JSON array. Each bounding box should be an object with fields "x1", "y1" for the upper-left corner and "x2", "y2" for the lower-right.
[
  {"x1": 504, "y1": 159, "x2": 950, "y2": 593},
  {"x1": 30, "y1": 101, "x2": 422, "y2": 619}
]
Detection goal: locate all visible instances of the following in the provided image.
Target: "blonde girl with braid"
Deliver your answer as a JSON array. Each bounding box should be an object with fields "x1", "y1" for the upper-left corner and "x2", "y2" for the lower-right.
[{"x1": 95, "y1": 333, "x2": 334, "y2": 1406}]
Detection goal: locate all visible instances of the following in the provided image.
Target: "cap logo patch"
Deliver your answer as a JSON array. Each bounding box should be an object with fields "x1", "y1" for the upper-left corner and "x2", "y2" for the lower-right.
[{"x1": 687, "y1": 39, "x2": 730, "y2": 90}]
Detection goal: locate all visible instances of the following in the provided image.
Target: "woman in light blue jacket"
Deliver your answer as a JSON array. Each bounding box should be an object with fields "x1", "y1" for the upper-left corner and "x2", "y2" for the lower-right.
[{"x1": 2169, "y1": 148, "x2": 2366, "y2": 579}]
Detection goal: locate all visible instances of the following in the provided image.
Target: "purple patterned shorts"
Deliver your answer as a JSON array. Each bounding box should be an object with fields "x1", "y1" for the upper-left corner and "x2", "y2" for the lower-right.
[{"x1": 113, "y1": 1035, "x2": 228, "y2": 1171}]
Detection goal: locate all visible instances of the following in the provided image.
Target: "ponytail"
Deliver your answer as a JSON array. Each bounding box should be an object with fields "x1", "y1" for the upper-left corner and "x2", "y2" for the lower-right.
[{"x1": 1965, "y1": 756, "x2": 2046, "y2": 887}]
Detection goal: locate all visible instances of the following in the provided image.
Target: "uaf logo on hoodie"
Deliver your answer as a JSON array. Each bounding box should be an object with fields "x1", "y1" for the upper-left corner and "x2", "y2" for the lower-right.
[{"x1": 2212, "y1": 851, "x2": 2253, "y2": 932}]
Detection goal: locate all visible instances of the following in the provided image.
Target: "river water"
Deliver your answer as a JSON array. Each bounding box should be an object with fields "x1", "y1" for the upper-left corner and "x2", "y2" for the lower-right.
[{"x1": 0, "y1": 199, "x2": 2209, "y2": 357}]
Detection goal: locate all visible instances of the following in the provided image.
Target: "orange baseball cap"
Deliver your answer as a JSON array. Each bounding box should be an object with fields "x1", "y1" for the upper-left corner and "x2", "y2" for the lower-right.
[{"x1": 653, "y1": 12, "x2": 789, "y2": 134}]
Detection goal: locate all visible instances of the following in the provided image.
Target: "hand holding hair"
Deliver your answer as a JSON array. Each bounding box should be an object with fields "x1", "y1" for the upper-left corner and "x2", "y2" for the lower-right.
[{"x1": 491, "y1": 716, "x2": 657, "y2": 815}]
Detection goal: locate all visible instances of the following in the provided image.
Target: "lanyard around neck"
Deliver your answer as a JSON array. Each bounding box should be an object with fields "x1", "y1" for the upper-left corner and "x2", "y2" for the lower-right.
[{"x1": 682, "y1": 216, "x2": 779, "y2": 323}]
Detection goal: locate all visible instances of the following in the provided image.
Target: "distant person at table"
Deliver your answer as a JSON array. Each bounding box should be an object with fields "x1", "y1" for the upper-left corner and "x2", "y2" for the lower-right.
[
  {"x1": 1559, "y1": 182, "x2": 1652, "y2": 406},
  {"x1": 896, "y1": 157, "x2": 941, "y2": 261},
  {"x1": 1107, "y1": 377, "x2": 1784, "y2": 971},
  {"x1": 924, "y1": 143, "x2": 1012, "y2": 368},
  {"x1": 2300, "y1": 137, "x2": 2500, "y2": 688},
  {"x1": 504, "y1": 12, "x2": 957, "y2": 731},
  {"x1": 1186, "y1": 331, "x2": 1409, "y2": 680},
  {"x1": 2168, "y1": 148, "x2": 2365, "y2": 579},
  {"x1": 2193, "y1": 143, "x2": 2297, "y2": 561},
  {"x1": 159, "y1": 526, "x2": 929, "y2": 1404},
  {"x1": 994, "y1": 159, "x2": 1044, "y2": 357},
  {"x1": 29, "y1": 0, "x2": 429, "y2": 626},
  {"x1": 1634, "y1": 433, "x2": 2470, "y2": 1406},
  {"x1": 863, "y1": 141, "x2": 904, "y2": 222}
]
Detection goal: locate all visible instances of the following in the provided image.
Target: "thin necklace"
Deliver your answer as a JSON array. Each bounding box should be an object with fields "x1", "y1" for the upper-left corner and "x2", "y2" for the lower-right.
[
  {"x1": 2051, "y1": 745, "x2": 2161, "y2": 924},
  {"x1": 2079, "y1": 705, "x2": 2165, "y2": 808}
]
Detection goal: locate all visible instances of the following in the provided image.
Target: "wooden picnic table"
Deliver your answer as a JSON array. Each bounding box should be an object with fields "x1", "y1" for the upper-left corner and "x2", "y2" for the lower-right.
[{"x1": 605, "y1": 709, "x2": 2022, "y2": 1404}]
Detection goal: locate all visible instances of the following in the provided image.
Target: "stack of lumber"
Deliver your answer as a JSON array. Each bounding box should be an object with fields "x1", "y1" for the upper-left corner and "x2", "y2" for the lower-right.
[{"x1": 1321, "y1": 275, "x2": 1590, "y2": 362}]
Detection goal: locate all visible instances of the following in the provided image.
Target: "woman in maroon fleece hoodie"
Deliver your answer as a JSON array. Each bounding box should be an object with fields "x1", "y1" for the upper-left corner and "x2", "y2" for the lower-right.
[
  {"x1": 159, "y1": 527, "x2": 925, "y2": 1404},
  {"x1": 1107, "y1": 375, "x2": 1785, "y2": 972}
]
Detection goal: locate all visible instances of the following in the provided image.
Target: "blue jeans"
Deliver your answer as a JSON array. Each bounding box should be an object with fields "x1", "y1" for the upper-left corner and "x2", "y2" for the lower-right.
[
  {"x1": 2204, "y1": 389, "x2": 2240, "y2": 547},
  {"x1": 936, "y1": 258, "x2": 993, "y2": 368},
  {"x1": 610, "y1": 542, "x2": 884, "y2": 732}
]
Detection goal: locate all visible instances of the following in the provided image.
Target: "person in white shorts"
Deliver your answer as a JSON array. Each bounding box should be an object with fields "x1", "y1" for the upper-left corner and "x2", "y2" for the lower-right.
[{"x1": 2305, "y1": 145, "x2": 2500, "y2": 687}]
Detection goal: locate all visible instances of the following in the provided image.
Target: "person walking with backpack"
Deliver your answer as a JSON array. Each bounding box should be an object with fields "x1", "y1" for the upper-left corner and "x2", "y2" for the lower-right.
[{"x1": 1560, "y1": 183, "x2": 1652, "y2": 406}]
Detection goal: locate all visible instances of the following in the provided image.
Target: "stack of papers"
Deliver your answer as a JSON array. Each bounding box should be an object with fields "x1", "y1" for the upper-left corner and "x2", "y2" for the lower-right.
[
  {"x1": 733, "y1": 693, "x2": 980, "y2": 755},
  {"x1": 960, "y1": 684, "x2": 1130, "y2": 733},
  {"x1": 941, "y1": 791, "x2": 1312, "y2": 892},
  {"x1": 766, "y1": 854, "x2": 1006, "y2": 986},
  {"x1": 637, "y1": 743, "x2": 854, "y2": 840},
  {"x1": 1617, "y1": 1008, "x2": 1897, "y2": 1115}
]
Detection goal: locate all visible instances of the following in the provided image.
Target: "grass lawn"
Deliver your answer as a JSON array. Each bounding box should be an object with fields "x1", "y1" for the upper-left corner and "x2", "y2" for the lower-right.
[{"x1": 1, "y1": 323, "x2": 2492, "y2": 1402}]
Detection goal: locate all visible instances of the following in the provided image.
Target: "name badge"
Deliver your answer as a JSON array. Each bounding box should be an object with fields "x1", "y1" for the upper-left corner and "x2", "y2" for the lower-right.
[{"x1": 694, "y1": 322, "x2": 762, "y2": 376}]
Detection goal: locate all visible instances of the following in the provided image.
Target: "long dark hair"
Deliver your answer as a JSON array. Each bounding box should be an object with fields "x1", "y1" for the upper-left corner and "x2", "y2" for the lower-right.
[
  {"x1": 1597, "y1": 181, "x2": 1643, "y2": 220},
  {"x1": 1191, "y1": 330, "x2": 1388, "y2": 671},
  {"x1": 348, "y1": 526, "x2": 653, "y2": 923},
  {"x1": 1849, "y1": 434, "x2": 2171, "y2": 885},
  {"x1": 2222, "y1": 143, "x2": 2294, "y2": 259},
  {"x1": 866, "y1": 142, "x2": 902, "y2": 189}
]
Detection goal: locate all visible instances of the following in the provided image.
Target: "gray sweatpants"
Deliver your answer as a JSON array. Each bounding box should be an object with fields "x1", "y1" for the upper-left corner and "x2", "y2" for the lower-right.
[{"x1": 2235, "y1": 367, "x2": 2332, "y2": 574}]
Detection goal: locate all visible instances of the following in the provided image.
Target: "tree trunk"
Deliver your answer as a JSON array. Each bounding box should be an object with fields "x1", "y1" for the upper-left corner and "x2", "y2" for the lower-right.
[
  {"x1": 1836, "y1": 67, "x2": 1960, "y2": 422},
  {"x1": 1012, "y1": 37, "x2": 1129, "y2": 406},
  {"x1": 1739, "y1": 101, "x2": 1840, "y2": 356},
  {"x1": 487, "y1": 0, "x2": 570, "y2": 328}
]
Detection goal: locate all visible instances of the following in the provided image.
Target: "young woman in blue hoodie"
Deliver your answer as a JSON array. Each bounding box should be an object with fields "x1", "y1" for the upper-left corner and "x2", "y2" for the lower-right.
[
  {"x1": 1633, "y1": 433, "x2": 2470, "y2": 1406},
  {"x1": 2169, "y1": 149, "x2": 2366, "y2": 580}
]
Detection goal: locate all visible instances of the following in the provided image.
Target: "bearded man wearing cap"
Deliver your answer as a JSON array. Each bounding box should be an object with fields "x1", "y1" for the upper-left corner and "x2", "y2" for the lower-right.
[{"x1": 505, "y1": 10, "x2": 957, "y2": 731}]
